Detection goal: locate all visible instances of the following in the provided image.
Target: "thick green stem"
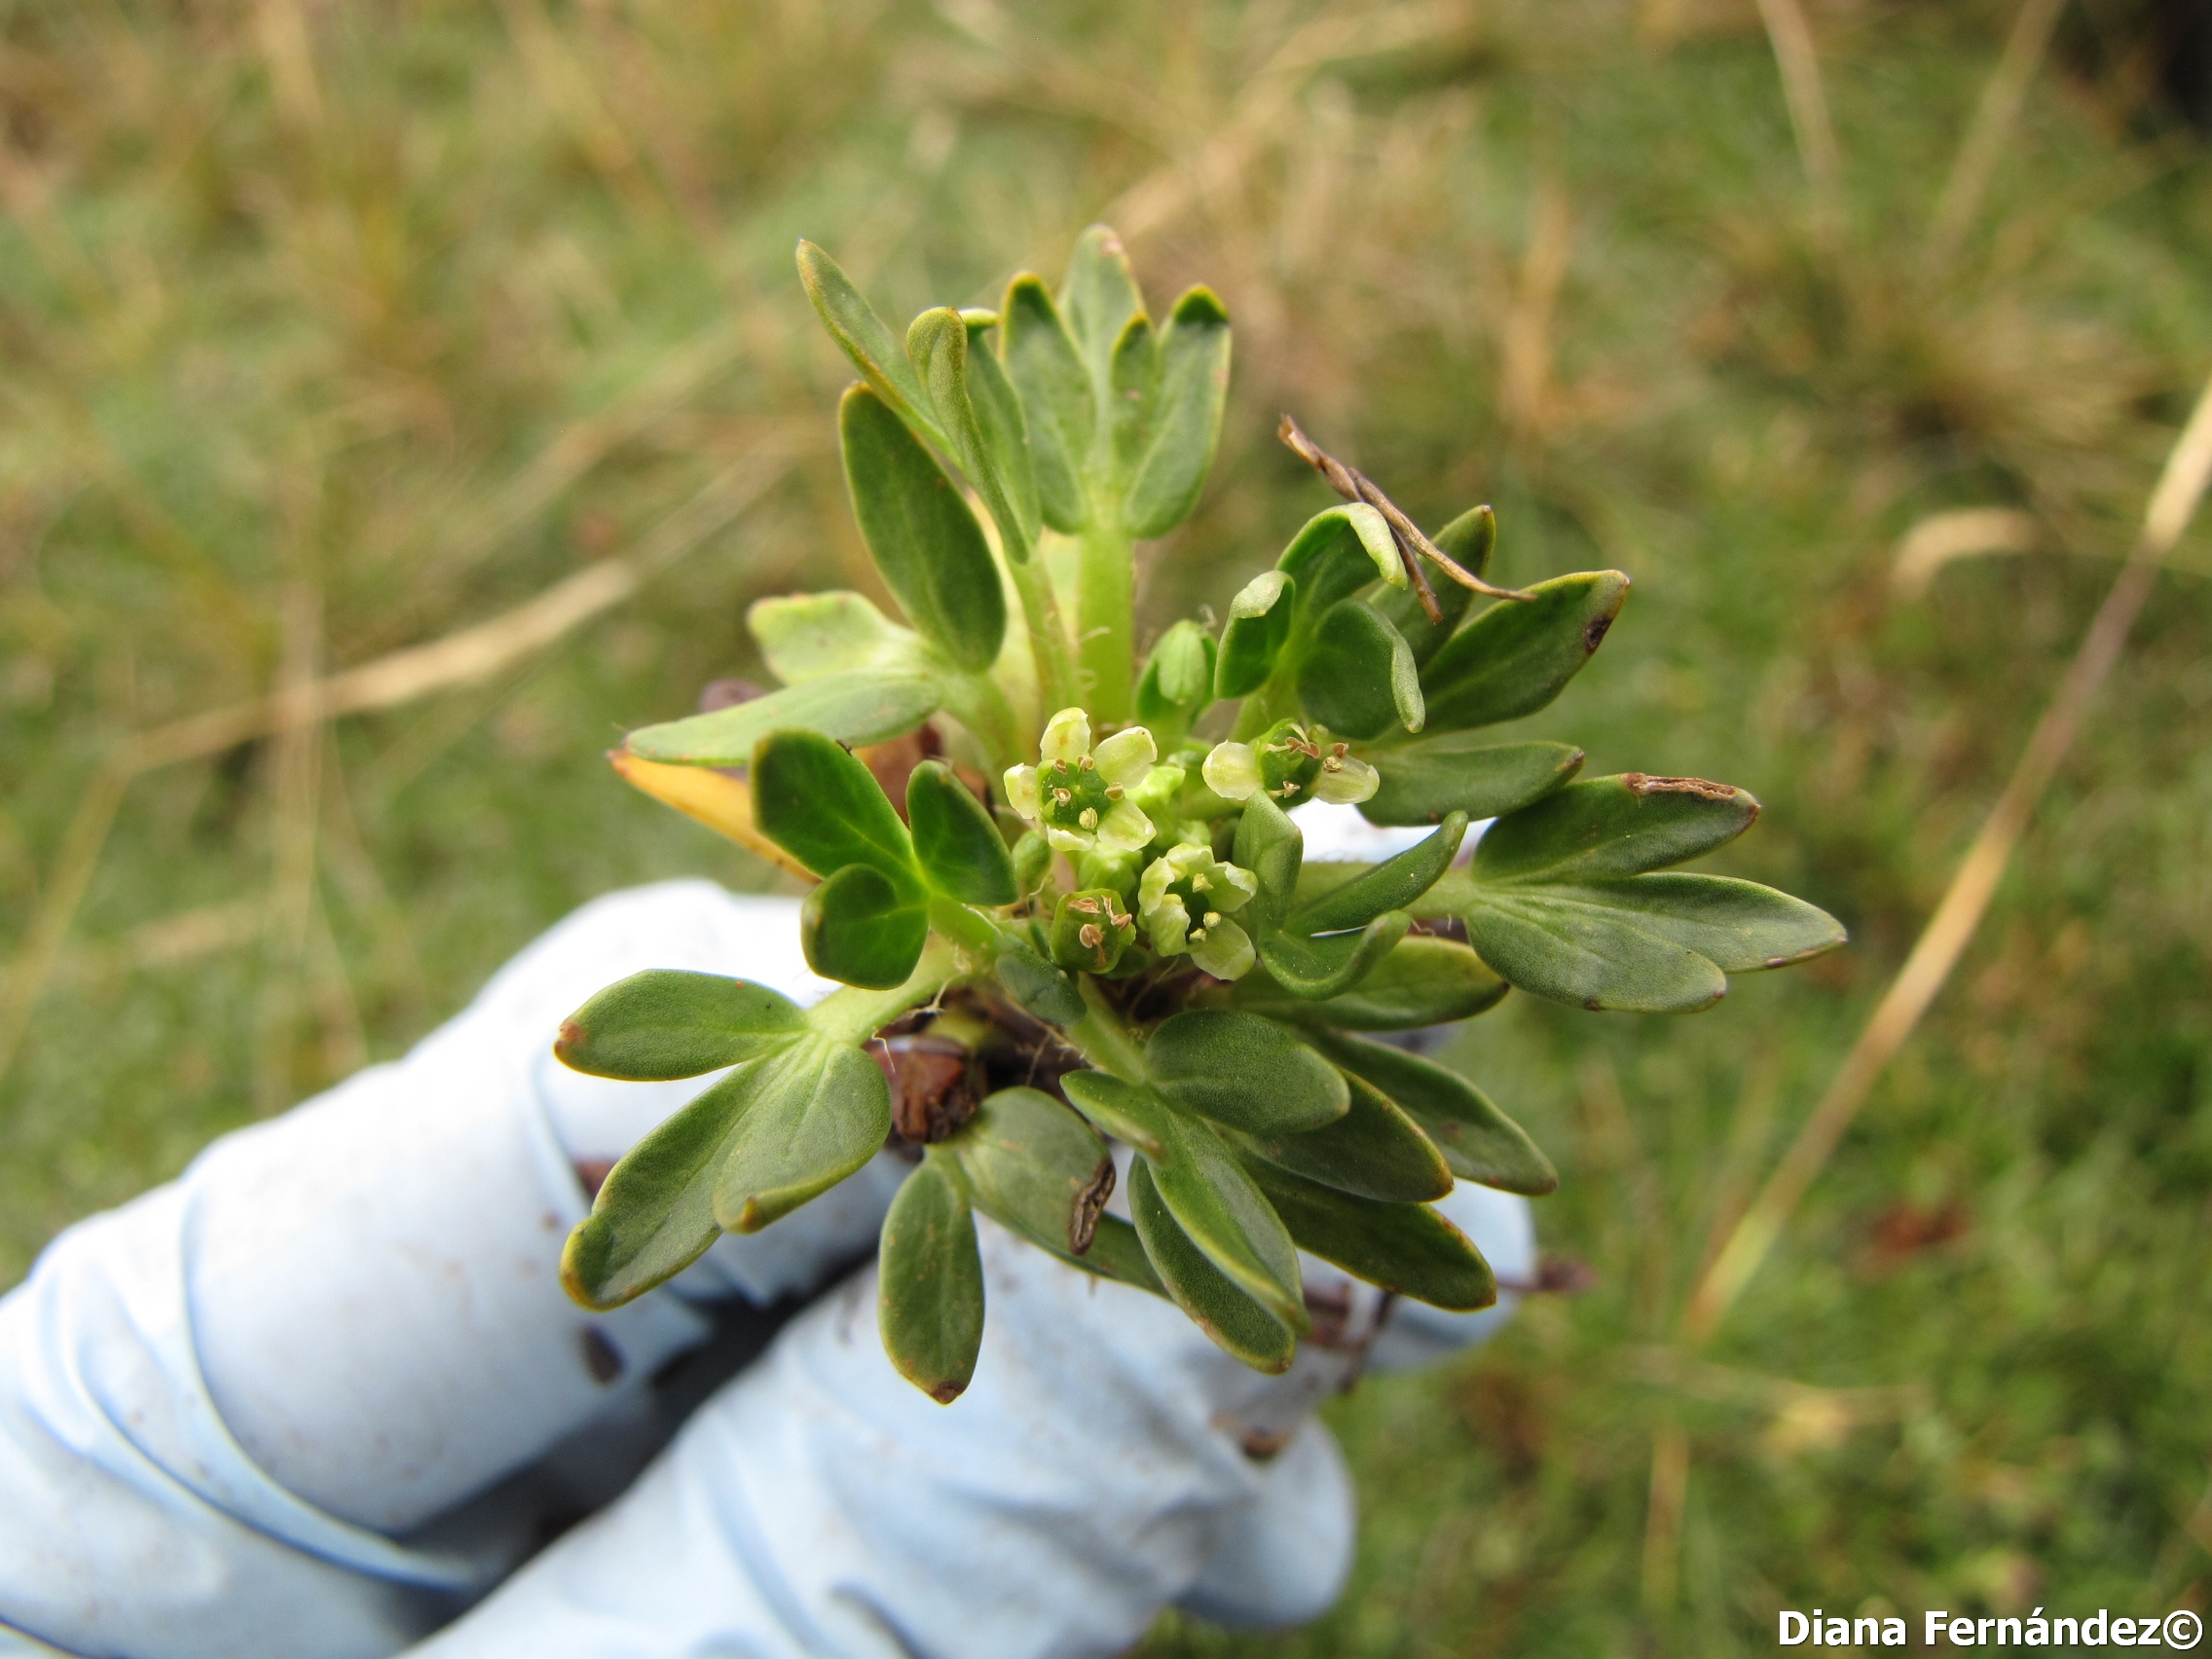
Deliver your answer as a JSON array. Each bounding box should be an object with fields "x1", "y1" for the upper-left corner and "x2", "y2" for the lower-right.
[
  {"x1": 1068, "y1": 974, "x2": 1146, "y2": 1082},
  {"x1": 1076, "y1": 516, "x2": 1135, "y2": 723},
  {"x1": 809, "y1": 936, "x2": 956, "y2": 1044},
  {"x1": 1008, "y1": 551, "x2": 1080, "y2": 717}
]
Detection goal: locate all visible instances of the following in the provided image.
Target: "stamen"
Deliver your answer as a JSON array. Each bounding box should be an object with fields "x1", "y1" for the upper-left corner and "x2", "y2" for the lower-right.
[
  {"x1": 1204, "y1": 911, "x2": 1222, "y2": 928},
  {"x1": 1105, "y1": 785, "x2": 1124, "y2": 799},
  {"x1": 1079, "y1": 755, "x2": 1095, "y2": 771},
  {"x1": 1322, "y1": 756, "x2": 1343, "y2": 771},
  {"x1": 1079, "y1": 807, "x2": 1099, "y2": 830},
  {"x1": 1053, "y1": 787, "x2": 1074, "y2": 806},
  {"x1": 1079, "y1": 923, "x2": 1102, "y2": 948},
  {"x1": 1070, "y1": 896, "x2": 1101, "y2": 913}
]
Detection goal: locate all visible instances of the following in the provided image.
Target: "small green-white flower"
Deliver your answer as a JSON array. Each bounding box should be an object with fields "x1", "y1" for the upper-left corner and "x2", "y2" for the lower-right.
[
  {"x1": 1003, "y1": 708, "x2": 1171, "y2": 855},
  {"x1": 1200, "y1": 719, "x2": 1379, "y2": 807},
  {"x1": 1139, "y1": 840, "x2": 1261, "y2": 979}
]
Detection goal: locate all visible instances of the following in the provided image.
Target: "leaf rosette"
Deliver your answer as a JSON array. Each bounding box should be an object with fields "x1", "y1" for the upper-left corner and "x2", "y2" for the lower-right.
[{"x1": 540, "y1": 225, "x2": 1847, "y2": 1402}]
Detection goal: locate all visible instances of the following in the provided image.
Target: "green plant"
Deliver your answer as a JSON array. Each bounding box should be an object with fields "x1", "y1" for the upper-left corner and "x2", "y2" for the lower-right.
[{"x1": 550, "y1": 227, "x2": 1844, "y2": 1402}]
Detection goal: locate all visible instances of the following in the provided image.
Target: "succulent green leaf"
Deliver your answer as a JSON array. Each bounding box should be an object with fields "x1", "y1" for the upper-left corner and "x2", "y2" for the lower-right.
[
  {"x1": 951, "y1": 1087, "x2": 1116, "y2": 1259},
  {"x1": 1060, "y1": 224, "x2": 1146, "y2": 392},
  {"x1": 751, "y1": 728, "x2": 920, "y2": 887},
  {"x1": 1458, "y1": 871, "x2": 1841, "y2": 1014},
  {"x1": 1136, "y1": 619, "x2": 1217, "y2": 724},
  {"x1": 1235, "y1": 1069, "x2": 1453, "y2": 1203},
  {"x1": 1232, "y1": 935, "x2": 1507, "y2": 1030},
  {"x1": 1313, "y1": 1033, "x2": 1558, "y2": 1195},
  {"x1": 1295, "y1": 599, "x2": 1425, "y2": 739},
  {"x1": 1437, "y1": 502, "x2": 1497, "y2": 577},
  {"x1": 1362, "y1": 738, "x2": 1584, "y2": 827},
  {"x1": 624, "y1": 671, "x2": 938, "y2": 766},
  {"x1": 839, "y1": 384, "x2": 1007, "y2": 669},
  {"x1": 1232, "y1": 791, "x2": 1303, "y2": 934},
  {"x1": 560, "y1": 1063, "x2": 760, "y2": 1309},
  {"x1": 906, "y1": 760, "x2": 1016, "y2": 906},
  {"x1": 713, "y1": 1038, "x2": 893, "y2": 1232},
  {"x1": 1288, "y1": 813, "x2": 1467, "y2": 936},
  {"x1": 1144, "y1": 1010, "x2": 1349, "y2": 1135},
  {"x1": 1127, "y1": 1159, "x2": 1295, "y2": 1374},
  {"x1": 1276, "y1": 503, "x2": 1404, "y2": 616},
  {"x1": 795, "y1": 240, "x2": 944, "y2": 447},
  {"x1": 1056, "y1": 1069, "x2": 1169, "y2": 1158},
  {"x1": 960, "y1": 330, "x2": 1044, "y2": 547},
  {"x1": 1419, "y1": 570, "x2": 1630, "y2": 732},
  {"x1": 1540, "y1": 873, "x2": 1845, "y2": 971},
  {"x1": 1104, "y1": 311, "x2": 1160, "y2": 484},
  {"x1": 1462, "y1": 889, "x2": 1727, "y2": 1013},
  {"x1": 993, "y1": 939, "x2": 1086, "y2": 1026},
  {"x1": 1474, "y1": 773, "x2": 1760, "y2": 882},
  {"x1": 1001, "y1": 274, "x2": 1093, "y2": 533},
  {"x1": 800, "y1": 864, "x2": 930, "y2": 990},
  {"x1": 1123, "y1": 287, "x2": 1231, "y2": 539},
  {"x1": 1214, "y1": 571, "x2": 1297, "y2": 699},
  {"x1": 554, "y1": 969, "x2": 808, "y2": 1081},
  {"x1": 747, "y1": 591, "x2": 925, "y2": 685},
  {"x1": 877, "y1": 1156, "x2": 984, "y2": 1403},
  {"x1": 1370, "y1": 580, "x2": 1471, "y2": 671},
  {"x1": 1241, "y1": 1159, "x2": 1494, "y2": 1309},
  {"x1": 1133, "y1": 1107, "x2": 1305, "y2": 1328},
  {"x1": 1256, "y1": 910, "x2": 1410, "y2": 1000},
  {"x1": 906, "y1": 307, "x2": 1038, "y2": 562}
]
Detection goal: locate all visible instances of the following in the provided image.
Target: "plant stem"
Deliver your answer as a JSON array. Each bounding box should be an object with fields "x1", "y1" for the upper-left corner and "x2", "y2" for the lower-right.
[
  {"x1": 1076, "y1": 515, "x2": 1135, "y2": 723},
  {"x1": 1068, "y1": 974, "x2": 1146, "y2": 1082},
  {"x1": 808, "y1": 936, "x2": 956, "y2": 1044},
  {"x1": 1007, "y1": 551, "x2": 1080, "y2": 717}
]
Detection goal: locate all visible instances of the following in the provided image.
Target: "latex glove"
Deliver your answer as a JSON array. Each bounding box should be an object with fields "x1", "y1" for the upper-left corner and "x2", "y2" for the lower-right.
[
  {"x1": 0, "y1": 878, "x2": 1531, "y2": 1659},
  {"x1": 403, "y1": 1183, "x2": 1532, "y2": 1659}
]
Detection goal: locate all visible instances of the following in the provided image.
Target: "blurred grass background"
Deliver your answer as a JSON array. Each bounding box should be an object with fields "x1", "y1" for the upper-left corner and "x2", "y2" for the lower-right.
[{"x1": 3, "y1": 0, "x2": 2210, "y2": 1649}]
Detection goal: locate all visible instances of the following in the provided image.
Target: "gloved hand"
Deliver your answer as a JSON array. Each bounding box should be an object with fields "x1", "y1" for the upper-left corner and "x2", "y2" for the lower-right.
[{"x1": 0, "y1": 877, "x2": 1532, "y2": 1659}]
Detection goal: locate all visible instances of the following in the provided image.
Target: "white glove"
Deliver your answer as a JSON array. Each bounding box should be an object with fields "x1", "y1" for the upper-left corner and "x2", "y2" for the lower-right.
[
  {"x1": 405, "y1": 1183, "x2": 1530, "y2": 1659},
  {"x1": 0, "y1": 879, "x2": 1531, "y2": 1659}
]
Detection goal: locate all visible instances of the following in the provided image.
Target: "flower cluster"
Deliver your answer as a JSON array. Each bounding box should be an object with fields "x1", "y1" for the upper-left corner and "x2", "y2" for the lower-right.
[{"x1": 1004, "y1": 710, "x2": 1271, "y2": 980}]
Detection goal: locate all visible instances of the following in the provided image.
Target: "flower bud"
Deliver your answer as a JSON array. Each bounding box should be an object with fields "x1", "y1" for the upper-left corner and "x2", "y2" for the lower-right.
[{"x1": 1049, "y1": 888, "x2": 1137, "y2": 975}]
